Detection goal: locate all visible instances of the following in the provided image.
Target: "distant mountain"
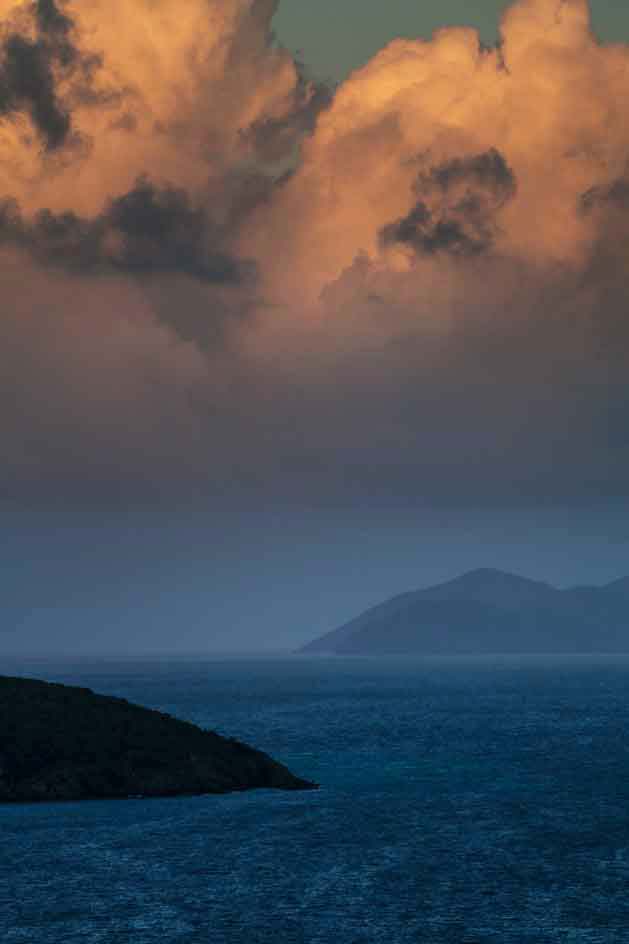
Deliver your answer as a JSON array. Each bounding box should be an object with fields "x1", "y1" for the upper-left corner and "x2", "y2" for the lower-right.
[{"x1": 301, "y1": 568, "x2": 629, "y2": 654}]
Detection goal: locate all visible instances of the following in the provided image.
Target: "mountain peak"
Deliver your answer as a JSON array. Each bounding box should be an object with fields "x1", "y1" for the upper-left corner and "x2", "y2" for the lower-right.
[
  {"x1": 439, "y1": 567, "x2": 552, "y2": 588},
  {"x1": 420, "y1": 568, "x2": 557, "y2": 609},
  {"x1": 603, "y1": 576, "x2": 629, "y2": 595},
  {"x1": 300, "y1": 567, "x2": 598, "y2": 655}
]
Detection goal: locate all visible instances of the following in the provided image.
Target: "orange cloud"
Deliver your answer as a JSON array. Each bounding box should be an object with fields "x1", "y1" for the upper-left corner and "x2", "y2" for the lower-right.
[
  {"x1": 2, "y1": 0, "x2": 629, "y2": 506},
  {"x1": 242, "y1": 0, "x2": 629, "y2": 308}
]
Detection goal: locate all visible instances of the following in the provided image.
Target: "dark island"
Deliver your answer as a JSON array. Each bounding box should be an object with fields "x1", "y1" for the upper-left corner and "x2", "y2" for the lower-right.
[{"x1": 0, "y1": 676, "x2": 316, "y2": 803}]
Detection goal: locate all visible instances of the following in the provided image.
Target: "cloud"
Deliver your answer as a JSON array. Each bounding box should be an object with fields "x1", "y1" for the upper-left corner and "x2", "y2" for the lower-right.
[
  {"x1": 0, "y1": 0, "x2": 101, "y2": 151},
  {"x1": 2, "y1": 0, "x2": 629, "y2": 510},
  {"x1": 0, "y1": 0, "x2": 318, "y2": 503},
  {"x1": 380, "y1": 149, "x2": 516, "y2": 256},
  {"x1": 241, "y1": 0, "x2": 628, "y2": 301},
  {"x1": 0, "y1": 177, "x2": 253, "y2": 282}
]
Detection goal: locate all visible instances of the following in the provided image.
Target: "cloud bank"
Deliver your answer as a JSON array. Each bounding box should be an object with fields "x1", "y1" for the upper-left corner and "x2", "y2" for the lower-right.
[{"x1": 2, "y1": 0, "x2": 629, "y2": 508}]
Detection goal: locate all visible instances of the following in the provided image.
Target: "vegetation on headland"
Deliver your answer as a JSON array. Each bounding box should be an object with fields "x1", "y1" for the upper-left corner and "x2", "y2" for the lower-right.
[{"x1": 0, "y1": 675, "x2": 316, "y2": 803}]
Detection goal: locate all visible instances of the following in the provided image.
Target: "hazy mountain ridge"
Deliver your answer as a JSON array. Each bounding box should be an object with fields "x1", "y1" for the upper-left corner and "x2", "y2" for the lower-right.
[
  {"x1": 301, "y1": 569, "x2": 629, "y2": 654},
  {"x1": 0, "y1": 676, "x2": 315, "y2": 803}
]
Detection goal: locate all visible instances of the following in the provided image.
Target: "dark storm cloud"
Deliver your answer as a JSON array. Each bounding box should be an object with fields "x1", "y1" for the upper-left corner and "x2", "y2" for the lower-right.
[
  {"x1": 380, "y1": 149, "x2": 516, "y2": 256},
  {"x1": 0, "y1": 178, "x2": 253, "y2": 284},
  {"x1": 105, "y1": 180, "x2": 253, "y2": 283},
  {"x1": 580, "y1": 174, "x2": 629, "y2": 213},
  {"x1": 34, "y1": 0, "x2": 71, "y2": 35},
  {"x1": 0, "y1": 0, "x2": 98, "y2": 150},
  {"x1": 242, "y1": 74, "x2": 333, "y2": 162}
]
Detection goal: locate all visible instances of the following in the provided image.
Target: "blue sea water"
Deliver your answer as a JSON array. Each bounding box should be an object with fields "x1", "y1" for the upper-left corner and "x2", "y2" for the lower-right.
[{"x1": 3, "y1": 655, "x2": 629, "y2": 943}]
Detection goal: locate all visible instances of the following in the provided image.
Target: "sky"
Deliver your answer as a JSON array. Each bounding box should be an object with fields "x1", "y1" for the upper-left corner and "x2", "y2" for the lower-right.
[
  {"x1": 274, "y1": 0, "x2": 629, "y2": 80},
  {"x1": 3, "y1": 0, "x2": 629, "y2": 655}
]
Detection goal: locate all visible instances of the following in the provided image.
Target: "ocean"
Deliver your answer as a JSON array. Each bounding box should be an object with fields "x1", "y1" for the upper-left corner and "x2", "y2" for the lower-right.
[{"x1": 2, "y1": 655, "x2": 629, "y2": 943}]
